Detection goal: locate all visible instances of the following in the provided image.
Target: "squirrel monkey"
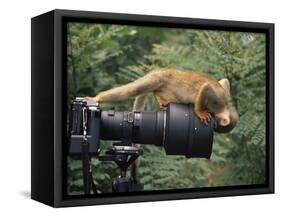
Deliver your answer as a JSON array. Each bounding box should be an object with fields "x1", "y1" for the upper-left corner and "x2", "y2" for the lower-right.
[
  {"x1": 87, "y1": 68, "x2": 238, "y2": 184},
  {"x1": 88, "y1": 68, "x2": 238, "y2": 132}
]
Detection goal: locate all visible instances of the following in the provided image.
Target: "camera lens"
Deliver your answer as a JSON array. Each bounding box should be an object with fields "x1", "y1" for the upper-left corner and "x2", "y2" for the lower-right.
[{"x1": 100, "y1": 103, "x2": 214, "y2": 158}]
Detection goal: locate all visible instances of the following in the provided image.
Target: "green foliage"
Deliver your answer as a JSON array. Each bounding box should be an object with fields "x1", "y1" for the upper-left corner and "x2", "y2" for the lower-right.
[{"x1": 67, "y1": 23, "x2": 266, "y2": 194}]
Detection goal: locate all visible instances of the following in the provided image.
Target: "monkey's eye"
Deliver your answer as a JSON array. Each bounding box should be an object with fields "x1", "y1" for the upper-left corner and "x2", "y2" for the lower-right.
[
  {"x1": 212, "y1": 101, "x2": 218, "y2": 106},
  {"x1": 211, "y1": 100, "x2": 223, "y2": 109}
]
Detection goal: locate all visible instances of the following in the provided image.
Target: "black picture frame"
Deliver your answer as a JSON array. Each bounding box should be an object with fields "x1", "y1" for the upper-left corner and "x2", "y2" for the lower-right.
[{"x1": 31, "y1": 9, "x2": 274, "y2": 207}]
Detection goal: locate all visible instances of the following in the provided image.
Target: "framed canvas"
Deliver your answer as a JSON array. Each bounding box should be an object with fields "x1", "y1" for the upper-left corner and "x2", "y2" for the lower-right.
[{"x1": 31, "y1": 9, "x2": 274, "y2": 207}]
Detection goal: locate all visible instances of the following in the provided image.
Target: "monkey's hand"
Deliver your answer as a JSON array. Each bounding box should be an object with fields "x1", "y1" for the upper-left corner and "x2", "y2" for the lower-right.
[
  {"x1": 195, "y1": 110, "x2": 212, "y2": 126},
  {"x1": 85, "y1": 96, "x2": 99, "y2": 103}
]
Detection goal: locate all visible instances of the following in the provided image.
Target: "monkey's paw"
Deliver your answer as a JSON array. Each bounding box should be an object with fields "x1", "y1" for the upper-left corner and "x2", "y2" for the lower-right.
[
  {"x1": 195, "y1": 111, "x2": 212, "y2": 126},
  {"x1": 85, "y1": 96, "x2": 99, "y2": 103}
]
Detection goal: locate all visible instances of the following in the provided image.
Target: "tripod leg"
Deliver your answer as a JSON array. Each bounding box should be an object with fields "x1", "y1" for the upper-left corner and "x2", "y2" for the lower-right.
[{"x1": 82, "y1": 144, "x2": 92, "y2": 195}]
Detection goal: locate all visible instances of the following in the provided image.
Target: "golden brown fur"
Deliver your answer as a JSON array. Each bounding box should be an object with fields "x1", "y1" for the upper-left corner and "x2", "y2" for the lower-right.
[{"x1": 92, "y1": 68, "x2": 237, "y2": 126}]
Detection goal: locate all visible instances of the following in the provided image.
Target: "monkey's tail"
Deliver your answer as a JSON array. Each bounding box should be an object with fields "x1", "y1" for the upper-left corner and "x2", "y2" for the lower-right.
[{"x1": 131, "y1": 95, "x2": 147, "y2": 184}]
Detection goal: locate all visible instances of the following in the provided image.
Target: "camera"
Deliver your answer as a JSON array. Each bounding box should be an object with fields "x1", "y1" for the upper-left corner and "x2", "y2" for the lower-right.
[
  {"x1": 69, "y1": 97, "x2": 214, "y2": 157},
  {"x1": 68, "y1": 97, "x2": 215, "y2": 194}
]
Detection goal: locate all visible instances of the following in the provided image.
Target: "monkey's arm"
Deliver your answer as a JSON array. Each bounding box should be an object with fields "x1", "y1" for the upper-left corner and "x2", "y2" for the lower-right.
[
  {"x1": 90, "y1": 72, "x2": 162, "y2": 103},
  {"x1": 194, "y1": 82, "x2": 213, "y2": 125}
]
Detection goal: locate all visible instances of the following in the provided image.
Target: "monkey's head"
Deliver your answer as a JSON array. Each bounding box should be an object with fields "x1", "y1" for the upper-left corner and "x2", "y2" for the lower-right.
[{"x1": 206, "y1": 78, "x2": 238, "y2": 133}]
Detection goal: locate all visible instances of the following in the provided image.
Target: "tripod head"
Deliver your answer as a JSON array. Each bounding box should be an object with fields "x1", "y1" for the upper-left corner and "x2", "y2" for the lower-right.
[{"x1": 99, "y1": 141, "x2": 144, "y2": 192}]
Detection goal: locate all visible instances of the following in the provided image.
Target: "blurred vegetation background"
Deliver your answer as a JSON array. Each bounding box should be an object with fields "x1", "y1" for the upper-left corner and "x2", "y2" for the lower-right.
[{"x1": 66, "y1": 22, "x2": 266, "y2": 195}]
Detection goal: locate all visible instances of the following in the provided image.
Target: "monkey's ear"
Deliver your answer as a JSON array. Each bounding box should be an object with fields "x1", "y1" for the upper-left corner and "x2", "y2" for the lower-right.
[{"x1": 219, "y1": 78, "x2": 230, "y2": 94}]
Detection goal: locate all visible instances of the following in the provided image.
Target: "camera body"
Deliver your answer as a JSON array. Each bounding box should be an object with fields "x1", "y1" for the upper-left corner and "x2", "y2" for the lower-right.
[
  {"x1": 69, "y1": 98, "x2": 101, "y2": 156},
  {"x1": 69, "y1": 97, "x2": 214, "y2": 158}
]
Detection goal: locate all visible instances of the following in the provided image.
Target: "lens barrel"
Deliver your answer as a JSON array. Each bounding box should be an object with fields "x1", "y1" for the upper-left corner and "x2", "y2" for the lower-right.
[
  {"x1": 100, "y1": 103, "x2": 214, "y2": 158},
  {"x1": 100, "y1": 110, "x2": 165, "y2": 146}
]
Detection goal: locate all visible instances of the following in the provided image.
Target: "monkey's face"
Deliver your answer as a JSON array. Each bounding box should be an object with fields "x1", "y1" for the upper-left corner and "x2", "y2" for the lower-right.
[
  {"x1": 214, "y1": 108, "x2": 230, "y2": 126},
  {"x1": 207, "y1": 94, "x2": 230, "y2": 126},
  {"x1": 209, "y1": 78, "x2": 238, "y2": 133},
  {"x1": 206, "y1": 79, "x2": 233, "y2": 128},
  {"x1": 214, "y1": 105, "x2": 238, "y2": 133}
]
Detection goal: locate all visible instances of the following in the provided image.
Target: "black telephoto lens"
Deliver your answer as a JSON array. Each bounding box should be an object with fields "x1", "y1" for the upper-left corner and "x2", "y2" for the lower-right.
[{"x1": 100, "y1": 103, "x2": 214, "y2": 158}]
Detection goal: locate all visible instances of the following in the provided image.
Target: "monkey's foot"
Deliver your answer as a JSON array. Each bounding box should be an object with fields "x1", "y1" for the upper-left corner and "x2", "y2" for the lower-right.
[{"x1": 195, "y1": 111, "x2": 212, "y2": 126}]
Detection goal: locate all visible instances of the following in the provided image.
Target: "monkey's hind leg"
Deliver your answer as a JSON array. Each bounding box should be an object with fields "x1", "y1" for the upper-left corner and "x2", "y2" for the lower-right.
[{"x1": 94, "y1": 72, "x2": 162, "y2": 103}]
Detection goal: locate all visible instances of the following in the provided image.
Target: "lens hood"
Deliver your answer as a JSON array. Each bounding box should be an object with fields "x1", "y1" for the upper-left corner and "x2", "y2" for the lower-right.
[{"x1": 164, "y1": 103, "x2": 214, "y2": 158}]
